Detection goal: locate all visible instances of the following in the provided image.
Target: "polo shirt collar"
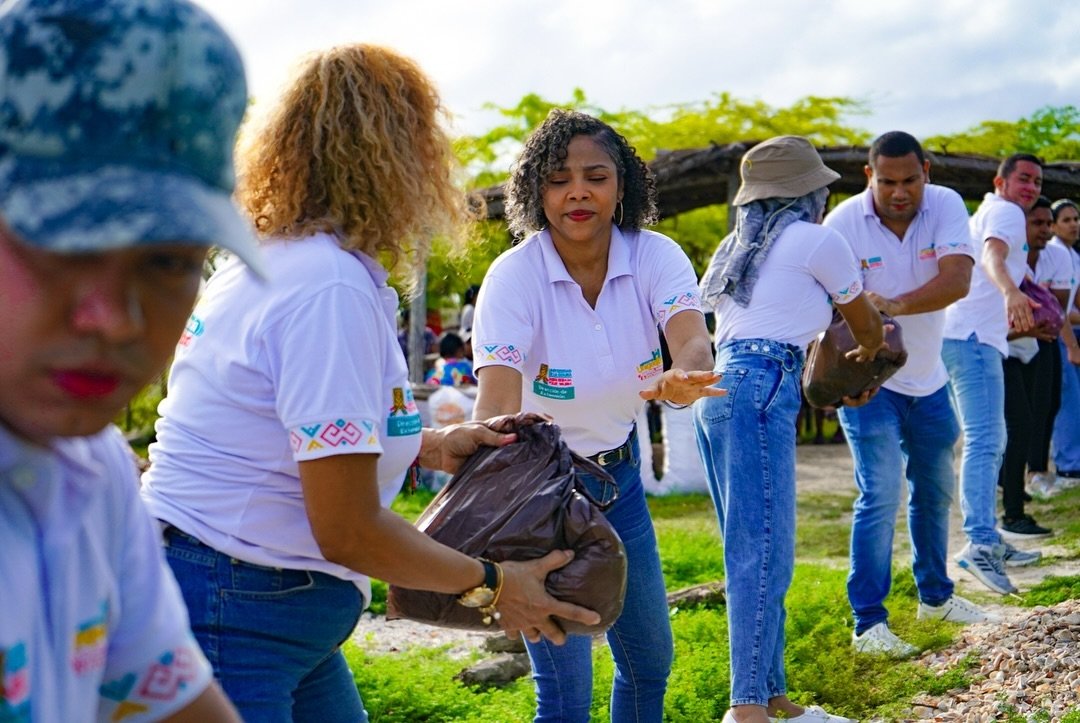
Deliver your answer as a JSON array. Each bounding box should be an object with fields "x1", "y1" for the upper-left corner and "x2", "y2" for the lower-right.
[
  {"x1": 538, "y1": 225, "x2": 633, "y2": 285},
  {"x1": 859, "y1": 186, "x2": 929, "y2": 221}
]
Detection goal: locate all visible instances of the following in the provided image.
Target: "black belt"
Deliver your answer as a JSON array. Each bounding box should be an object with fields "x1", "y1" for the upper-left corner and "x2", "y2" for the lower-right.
[{"x1": 588, "y1": 426, "x2": 635, "y2": 467}]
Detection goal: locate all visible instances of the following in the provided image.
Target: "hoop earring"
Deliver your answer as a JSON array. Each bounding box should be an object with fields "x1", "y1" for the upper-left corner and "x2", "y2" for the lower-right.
[{"x1": 614, "y1": 201, "x2": 624, "y2": 226}]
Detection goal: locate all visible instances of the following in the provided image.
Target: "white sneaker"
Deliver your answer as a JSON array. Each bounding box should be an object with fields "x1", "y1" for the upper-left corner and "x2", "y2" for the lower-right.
[
  {"x1": 852, "y1": 621, "x2": 918, "y2": 658},
  {"x1": 769, "y1": 705, "x2": 855, "y2": 722},
  {"x1": 917, "y1": 594, "x2": 1002, "y2": 624},
  {"x1": 1028, "y1": 472, "x2": 1060, "y2": 500}
]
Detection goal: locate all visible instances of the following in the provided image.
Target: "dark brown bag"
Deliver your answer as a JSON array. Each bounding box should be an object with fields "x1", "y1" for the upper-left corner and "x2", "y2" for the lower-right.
[
  {"x1": 802, "y1": 311, "x2": 908, "y2": 408},
  {"x1": 386, "y1": 416, "x2": 627, "y2": 635}
]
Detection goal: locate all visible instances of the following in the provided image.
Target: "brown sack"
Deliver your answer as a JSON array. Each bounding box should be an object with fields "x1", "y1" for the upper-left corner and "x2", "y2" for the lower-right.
[
  {"x1": 802, "y1": 311, "x2": 908, "y2": 408},
  {"x1": 386, "y1": 416, "x2": 627, "y2": 635}
]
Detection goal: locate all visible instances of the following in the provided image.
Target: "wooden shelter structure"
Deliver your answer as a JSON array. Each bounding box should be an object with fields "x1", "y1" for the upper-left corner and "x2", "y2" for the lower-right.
[{"x1": 474, "y1": 141, "x2": 1080, "y2": 225}]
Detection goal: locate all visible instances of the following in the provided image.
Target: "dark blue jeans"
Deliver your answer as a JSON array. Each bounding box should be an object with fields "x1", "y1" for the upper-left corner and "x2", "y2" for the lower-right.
[
  {"x1": 163, "y1": 527, "x2": 365, "y2": 722},
  {"x1": 525, "y1": 433, "x2": 673, "y2": 722}
]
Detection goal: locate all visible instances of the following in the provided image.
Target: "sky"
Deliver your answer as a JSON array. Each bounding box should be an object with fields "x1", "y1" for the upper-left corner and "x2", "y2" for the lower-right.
[{"x1": 197, "y1": 0, "x2": 1079, "y2": 144}]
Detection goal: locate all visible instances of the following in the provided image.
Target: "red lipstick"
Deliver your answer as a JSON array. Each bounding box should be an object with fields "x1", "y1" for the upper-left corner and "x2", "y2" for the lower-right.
[{"x1": 51, "y1": 371, "x2": 121, "y2": 399}]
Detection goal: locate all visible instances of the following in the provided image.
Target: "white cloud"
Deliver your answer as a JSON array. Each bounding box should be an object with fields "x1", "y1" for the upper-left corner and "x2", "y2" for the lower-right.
[{"x1": 197, "y1": 0, "x2": 1078, "y2": 143}]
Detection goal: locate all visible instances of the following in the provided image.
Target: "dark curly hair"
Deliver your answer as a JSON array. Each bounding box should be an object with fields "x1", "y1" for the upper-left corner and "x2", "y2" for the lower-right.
[{"x1": 505, "y1": 109, "x2": 658, "y2": 239}]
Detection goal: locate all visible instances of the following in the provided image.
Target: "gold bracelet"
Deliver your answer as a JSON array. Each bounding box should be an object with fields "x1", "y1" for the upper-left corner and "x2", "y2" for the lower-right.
[{"x1": 479, "y1": 560, "x2": 504, "y2": 625}]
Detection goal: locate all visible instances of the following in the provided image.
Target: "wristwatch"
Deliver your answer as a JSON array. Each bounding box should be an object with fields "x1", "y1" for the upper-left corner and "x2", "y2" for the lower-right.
[{"x1": 457, "y1": 558, "x2": 503, "y2": 624}]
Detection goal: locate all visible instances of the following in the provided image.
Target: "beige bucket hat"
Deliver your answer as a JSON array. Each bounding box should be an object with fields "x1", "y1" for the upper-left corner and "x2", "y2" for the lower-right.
[{"x1": 732, "y1": 135, "x2": 841, "y2": 206}]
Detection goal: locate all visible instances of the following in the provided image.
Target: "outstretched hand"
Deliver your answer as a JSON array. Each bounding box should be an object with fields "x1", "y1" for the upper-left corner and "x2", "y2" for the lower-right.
[
  {"x1": 496, "y1": 550, "x2": 601, "y2": 644},
  {"x1": 638, "y1": 368, "x2": 723, "y2": 406}
]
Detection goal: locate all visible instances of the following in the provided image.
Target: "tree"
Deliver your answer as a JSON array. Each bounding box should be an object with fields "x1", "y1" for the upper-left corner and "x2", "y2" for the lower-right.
[{"x1": 924, "y1": 105, "x2": 1080, "y2": 161}]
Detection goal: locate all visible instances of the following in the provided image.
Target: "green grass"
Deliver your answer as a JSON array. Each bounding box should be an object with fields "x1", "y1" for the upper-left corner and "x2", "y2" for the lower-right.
[{"x1": 348, "y1": 480, "x2": 1080, "y2": 721}]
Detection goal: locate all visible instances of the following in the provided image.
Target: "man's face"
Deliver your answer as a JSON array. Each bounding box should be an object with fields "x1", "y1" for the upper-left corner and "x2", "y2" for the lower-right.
[
  {"x1": 996, "y1": 160, "x2": 1043, "y2": 211},
  {"x1": 0, "y1": 224, "x2": 206, "y2": 444},
  {"x1": 1027, "y1": 206, "x2": 1054, "y2": 250},
  {"x1": 865, "y1": 152, "x2": 929, "y2": 226}
]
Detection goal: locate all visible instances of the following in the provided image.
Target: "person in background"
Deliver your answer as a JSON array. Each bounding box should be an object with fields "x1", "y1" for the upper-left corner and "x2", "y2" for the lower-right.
[
  {"x1": 472, "y1": 109, "x2": 720, "y2": 723},
  {"x1": 996, "y1": 197, "x2": 1060, "y2": 540},
  {"x1": 0, "y1": 0, "x2": 255, "y2": 718},
  {"x1": 141, "y1": 46, "x2": 598, "y2": 721},
  {"x1": 942, "y1": 153, "x2": 1043, "y2": 595},
  {"x1": 1044, "y1": 199, "x2": 1080, "y2": 492},
  {"x1": 427, "y1": 331, "x2": 477, "y2": 385},
  {"x1": 460, "y1": 283, "x2": 481, "y2": 337},
  {"x1": 824, "y1": 131, "x2": 998, "y2": 659},
  {"x1": 696, "y1": 135, "x2": 882, "y2": 723}
]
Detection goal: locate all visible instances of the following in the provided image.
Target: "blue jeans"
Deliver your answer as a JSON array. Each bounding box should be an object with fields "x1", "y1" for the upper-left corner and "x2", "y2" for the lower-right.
[
  {"x1": 163, "y1": 527, "x2": 366, "y2": 723},
  {"x1": 837, "y1": 386, "x2": 958, "y2": 634},
  {"x1": 693, "y1": 339, "x2": 803, "y2": 708},
  {"x1": 1053, "y1": 335, "x2": 1080, "y2": 473},
  {"x1": 526, "y1": 433, "x2": 673, "y2": 722},
  {"x1": 941, "y1": 335, "x2": 1006, "y2": 546}
]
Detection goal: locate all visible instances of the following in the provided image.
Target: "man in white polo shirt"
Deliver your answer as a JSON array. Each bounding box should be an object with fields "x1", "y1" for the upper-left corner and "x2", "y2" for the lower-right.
[
  {"x1": 824, "y1": 131, "x2": 997, "y2": 658},
  {"x1": 942, "y1": 153, "x2": 1044, "y2": 596},
  {"x1": 0, "y1": 0, "x2": 257, "y2": 718}
]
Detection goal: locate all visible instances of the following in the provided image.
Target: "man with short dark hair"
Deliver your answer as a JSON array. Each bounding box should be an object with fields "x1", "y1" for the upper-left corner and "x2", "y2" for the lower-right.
[
  {"x1": 942, "y1": 153, "x2": 1045, "y2": 596},
  {"x1": 825, "y1": 131, "x2": 994, "y2": 658},
  {"x1": 0, "y1": 0, "x2": 260, "y2": 718}
]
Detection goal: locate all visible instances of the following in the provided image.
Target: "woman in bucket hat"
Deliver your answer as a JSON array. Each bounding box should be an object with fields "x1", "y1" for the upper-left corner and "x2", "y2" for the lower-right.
[{"x1": 694, "y1": 136, "x2": 884, "y2": 723}]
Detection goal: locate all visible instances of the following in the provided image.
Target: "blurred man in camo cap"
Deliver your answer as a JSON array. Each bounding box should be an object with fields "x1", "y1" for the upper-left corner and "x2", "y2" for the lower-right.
[{"x1": 0, "y1": 0, "x2": 259, "y2": 718}]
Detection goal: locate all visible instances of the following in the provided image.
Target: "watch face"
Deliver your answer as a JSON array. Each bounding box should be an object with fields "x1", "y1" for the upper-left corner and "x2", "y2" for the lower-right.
[{"x1": 459, "y1": 586, "x2": 496, "y2": 608}]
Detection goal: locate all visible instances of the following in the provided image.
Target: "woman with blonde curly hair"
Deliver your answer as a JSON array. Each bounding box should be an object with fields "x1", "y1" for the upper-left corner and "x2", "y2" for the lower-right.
[{"x1": 142, "y1": 45, "x2": 598, "y2": 721}]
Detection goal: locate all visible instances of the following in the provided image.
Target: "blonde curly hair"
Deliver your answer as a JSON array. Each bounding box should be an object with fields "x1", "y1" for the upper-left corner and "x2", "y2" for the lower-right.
[{"x1": 236, "y1": 44, "x2": 466, "y2": 276}]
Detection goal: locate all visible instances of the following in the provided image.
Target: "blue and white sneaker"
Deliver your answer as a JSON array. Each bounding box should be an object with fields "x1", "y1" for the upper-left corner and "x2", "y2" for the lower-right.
[
  {"x1": 1002, "y1": 541, "x2": 1042, "y2": 567},
  {"x1": 954, "y1": 542, "x2": 1018, "y2": 595}
]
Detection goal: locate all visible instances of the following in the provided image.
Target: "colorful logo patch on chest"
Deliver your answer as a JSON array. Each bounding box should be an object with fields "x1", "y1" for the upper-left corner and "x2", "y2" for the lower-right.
[
  {"x1": 177, "y1": 313, "x2": 205, "y2": 348},
  {"x1": 533, "y1": 364, "x2": 575, "y2": 400},
  {"x1": 1, "y1": 642, "x2": 31, "y2": 713},
  {"x1": 918, "y1": 246, "x2": 936, "y2": 260},
  {"x1": 860, "y1": 256, "x2": 884, "y2": 270},
  {"x1": 72, "y1": 601, "x2": 109, "y2": 676},
  {"x1": 387, "y1": 387, "x2": 422, "y2": 436},
  {"x1": 636, "y1": 349, "x2": 663, "y2": 380}
]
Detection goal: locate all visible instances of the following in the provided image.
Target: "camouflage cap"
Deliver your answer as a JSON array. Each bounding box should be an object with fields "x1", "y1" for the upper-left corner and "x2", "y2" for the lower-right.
[{"x1": 0, "y1": 0, "x2": 263, "y2": 274}]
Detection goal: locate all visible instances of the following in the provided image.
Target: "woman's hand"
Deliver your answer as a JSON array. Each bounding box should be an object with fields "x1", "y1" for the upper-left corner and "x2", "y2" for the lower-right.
[
  {"x1": 638, "y1": 368, "x2": 724, "y2": 406},
  {"x1": 843, "y1": 324, "x2": 894, "y2": 363},
  {"x1": 419, "y1": 413, "x2": 549, "y2": 473},
  {"x1": 495, "y1": 551, "x2": 601, "y2": 644}
]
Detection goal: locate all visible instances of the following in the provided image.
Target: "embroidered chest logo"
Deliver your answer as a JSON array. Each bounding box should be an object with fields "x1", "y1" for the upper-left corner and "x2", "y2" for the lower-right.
[
  {"x1": 534, "y1": 364, "x2": 575, "y2": 400},
  {"x1": 177, "y1": 313, "x2": 204, "y2": 348},
  {"x1": 860, "y1": 256, "x2": 884, "y2": 270},
  {"x1": 636, "y1": 349, "x2": 663, "y2": 381},
  {"x1": 0, "y1": 642, "x2": 31, "y2": 716},
  {"x1": 387, "y1": 386, "x2": 422, "y2": 436},
  {"x1": 918, "y1": 246, "x2": 936, "y2": 260},
  {"x1": 72, "y1": 601, "x2": 109, "y2": 676}
]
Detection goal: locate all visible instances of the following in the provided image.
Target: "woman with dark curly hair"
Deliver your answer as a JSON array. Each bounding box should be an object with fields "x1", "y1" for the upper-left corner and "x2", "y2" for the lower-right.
[
  {"x1": 472, "y1": 109, "x2": 721, "y2": 722},
  {"x1": 141, "y1": 47, "x2": 599, "y2": 720}
]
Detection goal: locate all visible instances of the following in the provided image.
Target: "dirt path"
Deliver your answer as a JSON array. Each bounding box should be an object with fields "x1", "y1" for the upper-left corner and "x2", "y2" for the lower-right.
[{"x1": 794, "y1": 443, "x2": 1080, "y2": 598}]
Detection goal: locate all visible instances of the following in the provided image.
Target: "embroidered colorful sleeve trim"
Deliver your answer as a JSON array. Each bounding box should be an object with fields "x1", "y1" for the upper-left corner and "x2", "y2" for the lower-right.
[
  {"x1": 656, "y1": 290, "x2": 703, "y2": 327},
  {"x1": 290, "y1": 418, "x2": 381, "y2": 461},
  {"x1": 98, "y1": 642, "x2": 210, "y2": 721},
  {"x1": 933, "y1": 240, "x2": 976, "y2": 258},
  {"x1": 475, "y1": 343, "x2": 525, "y2": 371},
  {"x1": 831, "y1": 278, "x2": 864, "y2": 305}
]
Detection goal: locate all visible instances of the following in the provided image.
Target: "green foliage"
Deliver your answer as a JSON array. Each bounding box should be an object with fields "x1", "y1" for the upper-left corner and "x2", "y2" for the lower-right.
[
  {"x1": 116, "y1": 376, "x2": 166, "y2": 441},
  {"x1": 1020, "y1": 575, "x2": 1080, "y2": 608},
  {"x1": 924, "y1": 105, "x2": 1080, "y2": 161}
]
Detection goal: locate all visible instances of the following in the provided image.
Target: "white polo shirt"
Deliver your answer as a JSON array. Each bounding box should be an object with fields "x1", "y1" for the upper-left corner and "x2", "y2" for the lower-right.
[
  {"x1": 943, "y1": 193, "x2": 1029, "y2": 355},
  {"x1": 824, "y1": 185, "x2": 976, "y2": 397},
  {"x1": 143, "y1": 233, "x2": 422, "y2": 607},
  {"x1": 709, "y1": 220, "x2": 864, "y2": 349},
  {"x1": 1047, "y1": 236, "x2": 1079, "y2": 314},
  {"x1": 1, "y1": 425, "x2": 213, "y2": 722},
  {"x1": 472, "y1": 227, "x2": 702, "y2": 457}
]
